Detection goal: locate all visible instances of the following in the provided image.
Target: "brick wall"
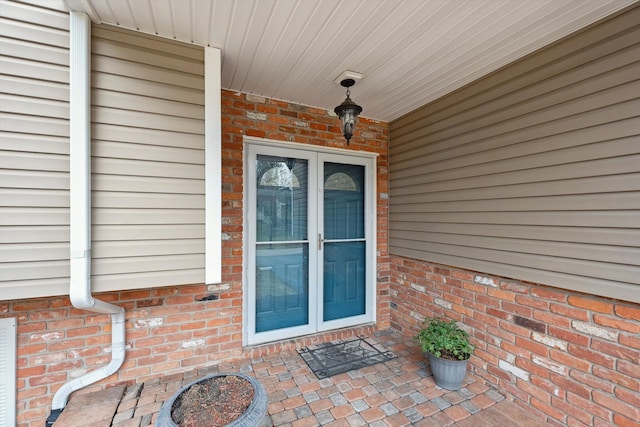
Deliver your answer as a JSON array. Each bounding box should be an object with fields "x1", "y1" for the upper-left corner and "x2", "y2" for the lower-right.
[
  {"x1": 1, "y1": 90, "x2": 389, "y2": 427},
  {"x1": 220, "y1": 90, "x2": 391, "y2": 332},
  {"x1": 390, "y1": 255, "x2": 640, "y2": 426}
]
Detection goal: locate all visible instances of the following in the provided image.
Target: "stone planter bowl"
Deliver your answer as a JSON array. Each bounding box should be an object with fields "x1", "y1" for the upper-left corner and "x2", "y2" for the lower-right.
[{"x1": 156, "y1": 373, "x2": 268, "y2": 427}]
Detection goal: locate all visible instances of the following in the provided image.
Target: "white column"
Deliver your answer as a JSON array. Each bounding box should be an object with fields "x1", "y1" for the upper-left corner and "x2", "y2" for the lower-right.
[{"x1": 205, "y1": 47, "x2": 222, "y2": 284}]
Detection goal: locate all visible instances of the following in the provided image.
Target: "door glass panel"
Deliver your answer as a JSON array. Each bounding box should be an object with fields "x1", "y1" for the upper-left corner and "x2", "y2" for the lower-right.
[
  {"x1": 256, "y1": 243, "x2": 308, "y2": 332},
  {"x1": 256, "y1": 156, "x2": 307, "y2": 242},
  {"x1": 255, "y1": 156, "x2": 309, "y2": 332},
  {"x1": 323, "y1": 163, "x2": 366, "y2": 321}
]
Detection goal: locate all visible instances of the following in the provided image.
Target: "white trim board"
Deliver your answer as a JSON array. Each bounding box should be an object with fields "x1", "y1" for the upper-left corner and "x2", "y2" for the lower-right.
[
  {"x1": 0, "y1": 317, "x2": 17, "y2": 427},
  {"x1": 205, "y1": 46, "x2": 222, "y2": 285}
]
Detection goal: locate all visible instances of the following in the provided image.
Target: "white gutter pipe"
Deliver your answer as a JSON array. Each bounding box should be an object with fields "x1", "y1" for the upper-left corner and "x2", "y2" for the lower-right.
[{"x1": 50, "y1": 11, "x2": 126, "y2": 414}]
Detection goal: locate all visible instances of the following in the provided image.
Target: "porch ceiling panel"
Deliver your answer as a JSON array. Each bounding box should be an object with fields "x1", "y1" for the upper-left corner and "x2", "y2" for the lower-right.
[{"x1": 63, "y1": 0, "x2": 637, "y2": 122}]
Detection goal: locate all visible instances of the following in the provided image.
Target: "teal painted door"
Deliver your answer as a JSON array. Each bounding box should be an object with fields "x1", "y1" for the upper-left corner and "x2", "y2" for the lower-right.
[
  {"x1": 255, "y1": 155, "x2": 309, "y2": 332},
  {"x1": 322, "y1": 163, "x2": 366, "y2": 321}
]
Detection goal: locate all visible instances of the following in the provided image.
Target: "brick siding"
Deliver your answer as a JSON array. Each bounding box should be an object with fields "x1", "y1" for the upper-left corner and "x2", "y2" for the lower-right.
[
  {"x1": 390, "y1": 255, "x2": 640, "y2": 426},
  {"x1": 0, "y1": 91, "x2": 390, "y2": 427}
]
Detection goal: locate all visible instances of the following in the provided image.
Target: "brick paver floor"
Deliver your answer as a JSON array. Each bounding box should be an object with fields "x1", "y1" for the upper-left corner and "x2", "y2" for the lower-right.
[{"x1": 56, "y1": 330, "x2": 546, "y2": 426}]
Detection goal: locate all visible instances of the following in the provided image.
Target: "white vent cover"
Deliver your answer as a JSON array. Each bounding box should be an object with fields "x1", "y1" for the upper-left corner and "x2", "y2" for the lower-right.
[{"x1": 0, "y1": 317, "x2": 16, "y2": 427}]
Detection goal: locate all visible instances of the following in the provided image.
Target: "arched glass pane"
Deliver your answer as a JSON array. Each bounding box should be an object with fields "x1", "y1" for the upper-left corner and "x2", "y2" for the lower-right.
[
  {"x1": 325, "y1": 172, "x2": 357, "y2": 191},
  {"x1": 324, "y1": 164, "x2": 364, "y2": 240},
  {"x1": 256, "y1": 156, "x2": 307, "y2": 242},
  {"x1": 259, "y1": 164, "x2": 300, "y2": 188}
]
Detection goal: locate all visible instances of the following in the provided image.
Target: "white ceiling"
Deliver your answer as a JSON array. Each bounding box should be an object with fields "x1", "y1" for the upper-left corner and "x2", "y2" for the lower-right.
[{"x1": 64, "y1": 0, "x2": 637, "y2": 122}]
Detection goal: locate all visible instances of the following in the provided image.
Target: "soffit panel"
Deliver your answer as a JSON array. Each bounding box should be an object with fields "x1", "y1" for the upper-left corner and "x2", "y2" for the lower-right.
[{"x1": 63, "y1": 0, "x2": 638, "y2": 121}]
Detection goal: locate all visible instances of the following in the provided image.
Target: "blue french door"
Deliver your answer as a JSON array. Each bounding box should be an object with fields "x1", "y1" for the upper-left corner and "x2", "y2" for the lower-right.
[
  {"x1": 247, "y1": 143, "x2": 374, "y2": 344},
  {"x1": 254, "y1": 155, "x2": 310, "y2": 332},
  {"x1": 322, "y1": 162, "x2": 366, "y2": 321}
]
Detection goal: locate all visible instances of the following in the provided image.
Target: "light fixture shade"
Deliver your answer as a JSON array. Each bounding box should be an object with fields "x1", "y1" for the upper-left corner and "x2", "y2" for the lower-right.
[{"x1": 334, "y1": 79, "x2": 362, "y2": 144}]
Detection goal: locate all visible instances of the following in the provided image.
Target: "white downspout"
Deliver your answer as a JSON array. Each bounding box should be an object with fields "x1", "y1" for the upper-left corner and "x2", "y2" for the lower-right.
[{"x1": 50, "y1": 11, "x2": 126, "y2": 412}]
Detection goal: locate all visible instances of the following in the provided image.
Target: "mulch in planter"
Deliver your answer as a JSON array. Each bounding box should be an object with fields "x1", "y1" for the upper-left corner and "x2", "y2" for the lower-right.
[{"x1": 171, "y1": 375, "x2": 254, "y2": 427}]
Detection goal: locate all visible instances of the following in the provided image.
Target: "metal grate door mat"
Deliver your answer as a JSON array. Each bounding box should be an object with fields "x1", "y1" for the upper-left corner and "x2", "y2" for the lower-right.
[{"x1": 297, "y1": 335, "x2": 396, "y2": 379}]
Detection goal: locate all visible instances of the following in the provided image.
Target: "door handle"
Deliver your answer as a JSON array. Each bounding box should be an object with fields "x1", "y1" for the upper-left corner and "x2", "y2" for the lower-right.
[{"x1": 318, "y1": 233, "x2": 323, "y2": 250}]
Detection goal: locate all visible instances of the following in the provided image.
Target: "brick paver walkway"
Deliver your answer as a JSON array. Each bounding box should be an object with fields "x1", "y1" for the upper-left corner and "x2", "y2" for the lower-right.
[{"x1": 56, "y1": 330, "x2": 545, "y2": 426}]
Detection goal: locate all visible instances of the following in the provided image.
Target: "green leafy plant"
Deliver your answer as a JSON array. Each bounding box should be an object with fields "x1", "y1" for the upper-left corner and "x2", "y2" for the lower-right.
[{"x1": 414, "y1": 317, "x2": 474, "y2": 361}]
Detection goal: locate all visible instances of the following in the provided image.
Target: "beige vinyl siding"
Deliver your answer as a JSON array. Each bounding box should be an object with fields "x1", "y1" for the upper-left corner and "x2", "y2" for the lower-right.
[
  {"x1": 91, "y1": 25, "x2": 206, "y2": 292},
  {"x1": 389, "y1": 5, "x2": 640, "y2": 303},
  {"x1": 0, "y1": 0, "x2": 71, "y2": 299}
]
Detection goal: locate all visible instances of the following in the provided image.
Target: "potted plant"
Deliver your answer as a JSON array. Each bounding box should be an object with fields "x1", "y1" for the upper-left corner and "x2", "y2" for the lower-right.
[{"x1": 414, "y1": 317, "x2": 474, "y2": 390}]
